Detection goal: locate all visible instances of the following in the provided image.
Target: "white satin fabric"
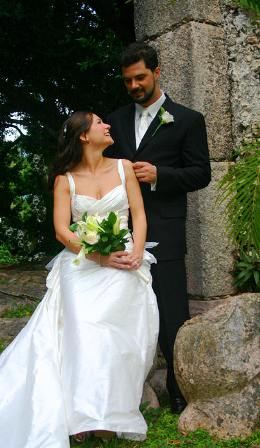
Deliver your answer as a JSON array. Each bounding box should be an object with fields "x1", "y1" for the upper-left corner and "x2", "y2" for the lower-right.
[{"x1": 0, "y1": 160, "x2": 159, "y2": 447}]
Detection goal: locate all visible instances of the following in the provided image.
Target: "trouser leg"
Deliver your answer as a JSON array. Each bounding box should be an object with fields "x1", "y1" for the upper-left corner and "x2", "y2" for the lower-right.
[{"x1": 151, "y1": 259, "x2": 190, "y2": 399}]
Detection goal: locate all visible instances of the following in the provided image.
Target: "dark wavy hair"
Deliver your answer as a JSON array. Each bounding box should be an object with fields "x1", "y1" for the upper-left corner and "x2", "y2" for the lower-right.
[
  {"x1": 120, "y1": 42, "x2": 158, "y2": 71},
  {"x1": 49, "y1": 111, "x2": 93, "y2": 187}
]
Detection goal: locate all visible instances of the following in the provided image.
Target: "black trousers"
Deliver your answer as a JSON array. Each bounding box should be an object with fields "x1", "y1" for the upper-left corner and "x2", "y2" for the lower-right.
[{"x1": 151, "y1": 259, "x2": 190, "y2": 399}]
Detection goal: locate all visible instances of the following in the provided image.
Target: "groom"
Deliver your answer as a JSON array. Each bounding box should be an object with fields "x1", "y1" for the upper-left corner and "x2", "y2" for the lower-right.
[{"x1": 105, "y1": 42, "x2": 211, "y2": 413}]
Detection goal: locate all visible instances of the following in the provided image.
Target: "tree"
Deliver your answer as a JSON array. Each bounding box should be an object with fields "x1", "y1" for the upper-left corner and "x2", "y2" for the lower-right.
[{"x1": 0, "y1": 0, "x2": 135, "y2": 260}]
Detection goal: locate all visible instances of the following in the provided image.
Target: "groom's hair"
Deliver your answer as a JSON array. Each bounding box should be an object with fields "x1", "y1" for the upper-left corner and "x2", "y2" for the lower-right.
[{"x1": 120, "y1": 42, "x2": 158, "y2": 71}]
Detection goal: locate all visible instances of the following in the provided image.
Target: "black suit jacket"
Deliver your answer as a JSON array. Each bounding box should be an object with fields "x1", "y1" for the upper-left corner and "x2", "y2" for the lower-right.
[{"x1": 105, "y1": 95, "x2": 211, "y2": 260}]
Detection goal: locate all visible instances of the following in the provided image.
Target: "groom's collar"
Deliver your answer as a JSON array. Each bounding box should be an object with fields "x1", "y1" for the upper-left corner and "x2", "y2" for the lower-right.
[{"x1": 135, "y1": 91, "x2": 166, "y2": 119}]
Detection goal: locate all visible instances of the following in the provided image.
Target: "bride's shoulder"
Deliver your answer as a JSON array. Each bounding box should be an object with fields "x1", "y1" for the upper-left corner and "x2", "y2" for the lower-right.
[
  {"x1": 121, "y1": 159, "x2": 135, "y2": 180},
  {"x1": 121, "y1": 159, "x2": 133, "y2": 171},
  {"x1": 53, "y1": 174, "x2": 70, "y2": 192}
]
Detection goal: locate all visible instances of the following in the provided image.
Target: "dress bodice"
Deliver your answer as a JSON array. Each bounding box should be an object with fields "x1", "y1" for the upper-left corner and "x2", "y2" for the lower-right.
[{"x1": 66, "y1": 159, "x2": 129, "y2": 225}]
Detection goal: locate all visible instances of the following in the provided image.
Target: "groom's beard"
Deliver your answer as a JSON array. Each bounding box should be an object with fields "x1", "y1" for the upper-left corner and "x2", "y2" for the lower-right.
[{"x1": 128, "y1": 81, "x2": 156, "y2": 105}]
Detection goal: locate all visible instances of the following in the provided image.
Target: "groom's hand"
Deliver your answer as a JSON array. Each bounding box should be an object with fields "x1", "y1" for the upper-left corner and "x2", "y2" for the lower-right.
[{"x1": 133, "y1": 161, "x2": 157, "y2": 184}]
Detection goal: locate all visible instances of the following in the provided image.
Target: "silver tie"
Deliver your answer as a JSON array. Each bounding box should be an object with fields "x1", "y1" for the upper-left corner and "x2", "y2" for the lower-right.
[{"x1": 137, "y1": 109, "x2": 149, "y2": 149}]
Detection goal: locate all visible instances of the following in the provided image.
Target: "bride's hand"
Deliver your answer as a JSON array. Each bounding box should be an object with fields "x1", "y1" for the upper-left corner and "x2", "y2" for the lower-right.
[
  {"x1": 124, "y1": 251, "x2": 143, "y2": 270},
  {"x1": 100, "y1": 251, "x2": 134, "y2": 270}
]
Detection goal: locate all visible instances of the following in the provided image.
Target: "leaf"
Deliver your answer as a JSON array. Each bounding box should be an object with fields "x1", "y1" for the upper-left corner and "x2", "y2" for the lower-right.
[
  {"x1": 253, "y1": 270, "x2": 260, "y2": 286},
  {"x1": 69, "y1": 223, "x2": 78, "y2": 232},
  {"x1": 107, "y1": 212, "x2": 117, "y2": 226},
  {"x1": 82, "y1": 211, "x2": 88, "y2": 222},
  {"x1": 101, "y1": 235, "x2": 108, "y2": 242},
  {"x1": 102, "y1": 244, "x2": 112, "y2": 255}
]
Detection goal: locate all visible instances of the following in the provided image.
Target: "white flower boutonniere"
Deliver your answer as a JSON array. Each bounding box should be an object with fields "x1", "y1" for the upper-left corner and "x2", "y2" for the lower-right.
[{"x1": 152, "y1": 107, "x2": 174, "y2": 136}]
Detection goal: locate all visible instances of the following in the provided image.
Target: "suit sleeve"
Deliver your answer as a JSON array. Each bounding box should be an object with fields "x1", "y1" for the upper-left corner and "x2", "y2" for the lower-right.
[{"x1": 156, "y1": 113, "x2": 211, "y2": 193}]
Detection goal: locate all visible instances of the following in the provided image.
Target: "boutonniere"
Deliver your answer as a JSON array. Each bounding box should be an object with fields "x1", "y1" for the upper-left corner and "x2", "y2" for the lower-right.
[{"x1": 152, "y1": 107, "x2": 174, "y2": 136}]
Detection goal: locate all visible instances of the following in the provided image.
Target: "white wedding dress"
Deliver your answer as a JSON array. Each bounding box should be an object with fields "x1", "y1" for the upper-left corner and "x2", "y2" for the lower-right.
[{"x1": 0, "y1": 159, "x2": 159, "y2": 448}]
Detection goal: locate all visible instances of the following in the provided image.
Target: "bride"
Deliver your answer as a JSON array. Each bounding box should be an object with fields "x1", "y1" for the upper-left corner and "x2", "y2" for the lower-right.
[{"x1": 0, "y1": 111, "x2": 159, "y2": 447}]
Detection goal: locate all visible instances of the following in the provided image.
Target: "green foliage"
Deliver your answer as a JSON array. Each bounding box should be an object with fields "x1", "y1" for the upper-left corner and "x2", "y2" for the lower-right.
[
  {"x1": 218, "y1": 141, "x2": 260, "y2": 251},
  {"x1": 218, "y1": 140, "x2": 260, "y2": 292},
  {"x1": 0, "y1": 303, "x2": 37, "y2": 318},
  {"x1": 0, "y1": 340, "x2": 7, "y2": 353},
  {"x1": 234, "y1": 249, "x2": 260, "y2": 292},
  {"x1": 231, "y1": 0, "x2": 260, "y2": 15},
  {"x1": 0, "y1": 244, "x2": 20, "y2": 265}
]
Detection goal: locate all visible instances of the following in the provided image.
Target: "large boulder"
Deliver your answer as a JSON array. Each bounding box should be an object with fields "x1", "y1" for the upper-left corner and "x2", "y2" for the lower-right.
[{"x1": 174, "y1": 294, "x2": 260, "y2": 439}]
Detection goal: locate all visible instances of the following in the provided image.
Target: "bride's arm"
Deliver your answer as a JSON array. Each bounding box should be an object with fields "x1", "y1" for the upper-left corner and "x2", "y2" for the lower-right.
[
  {"x1": 53, "y1": 175, "x2": 82, "y2": 253},
  {"x1": 123, "y1": 159, "x2": 147, "y2": 267}
]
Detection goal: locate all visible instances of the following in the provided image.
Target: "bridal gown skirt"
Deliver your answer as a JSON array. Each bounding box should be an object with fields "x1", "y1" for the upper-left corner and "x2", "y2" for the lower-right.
[{"x1": 0, "y1": 247, "x2": 159, "y2": 448}]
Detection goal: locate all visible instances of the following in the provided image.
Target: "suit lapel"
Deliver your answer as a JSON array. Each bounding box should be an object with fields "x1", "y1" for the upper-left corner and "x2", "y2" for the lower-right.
[{"x1": 136, "y1": 96, "x2": 174, "y2": 155}]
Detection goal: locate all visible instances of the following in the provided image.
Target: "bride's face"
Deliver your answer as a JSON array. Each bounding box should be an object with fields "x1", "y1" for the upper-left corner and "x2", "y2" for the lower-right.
[{"x1": 86, "y1": 114, "x2": 114, "y2": 148}]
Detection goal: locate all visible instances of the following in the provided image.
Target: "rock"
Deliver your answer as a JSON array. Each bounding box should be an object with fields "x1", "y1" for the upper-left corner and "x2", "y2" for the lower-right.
[
  {"x1": 174, "y1": 294, "x2": 260, "y2": 439},
  {"x1": 189, "y1": 298, "x2": 228, "y2": 317},
  {"x1": 0, "y1": 317, "x2": 30, "y2": 343},
  {"x1": 149, "y1": 369, "x2": 167, "y2": 397},
  {"x1": 141, "y1": 382, "x2": 160, "y2": 408},
  {"x1": 0, "y1": 268, "x2": 47, "y2": 300}
]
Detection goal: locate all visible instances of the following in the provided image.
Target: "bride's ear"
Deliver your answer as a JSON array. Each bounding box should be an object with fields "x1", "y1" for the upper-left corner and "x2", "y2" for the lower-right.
[{"x1": 80, "y1": 131, "x2": 89, "y2": 143}]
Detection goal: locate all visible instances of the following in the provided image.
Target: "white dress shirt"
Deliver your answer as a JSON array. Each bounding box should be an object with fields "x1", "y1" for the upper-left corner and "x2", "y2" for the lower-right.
[
  {"x1": 134, "y1": 92, "x2": 166, "y2": 190},
  {"x1": 135, "y1": 92, "x2": 166, "y2": 149}
]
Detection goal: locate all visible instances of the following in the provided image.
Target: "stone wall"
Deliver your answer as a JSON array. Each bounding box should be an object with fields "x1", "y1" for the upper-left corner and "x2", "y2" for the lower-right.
[
  {"x1": 134, "y1": 0, "x2": 259, "y2": 298},
  {"x1": 221, "y1": 2, "x2": 260, "y2": 146}
]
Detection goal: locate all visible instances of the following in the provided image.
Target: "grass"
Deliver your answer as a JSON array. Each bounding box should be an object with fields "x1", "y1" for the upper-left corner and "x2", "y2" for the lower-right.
[
  {"x1": 69, "y1": 406, "x2": 260, "y2": 448},
  {"x1": 0, "y1": 339, "x2": 8, "y2": 353},
  {"x1": 0, "y1": 303, "x2": 37, "y2": 318}
]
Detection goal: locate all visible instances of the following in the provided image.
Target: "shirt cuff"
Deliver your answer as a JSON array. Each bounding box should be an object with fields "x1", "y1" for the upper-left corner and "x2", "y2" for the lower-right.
[{"x1": 151, "y1": 181, "x2": 157, "y2": 191}]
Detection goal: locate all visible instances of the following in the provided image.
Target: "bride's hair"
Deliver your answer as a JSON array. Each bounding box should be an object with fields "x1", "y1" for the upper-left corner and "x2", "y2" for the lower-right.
[{"x1": 49, "y1": 111, "x2": 93, "y2": 187}]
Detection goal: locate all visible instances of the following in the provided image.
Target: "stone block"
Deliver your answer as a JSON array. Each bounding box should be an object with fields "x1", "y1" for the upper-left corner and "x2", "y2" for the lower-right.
[
  {"x1": 152, "y1": 22, "x2": 232, "y2": 160},
  {"x1": 135, "y1": 0, "x2": 221, "y2": 40},
  {"x1": 141, "y1": 382, "x2": 160, "y2": 408},
  {"x1": 174, "y1": 294, "x2": 260, "y2": 439},
  {"x1": 189, "y1": 298, "x2": 228, "y2": 317},
  {"x1": 186, "y1": 162, "x2": 235, "y2": 298},
  {"x1": 222, "y1": 6, "x2": 260, "y2": 146}
]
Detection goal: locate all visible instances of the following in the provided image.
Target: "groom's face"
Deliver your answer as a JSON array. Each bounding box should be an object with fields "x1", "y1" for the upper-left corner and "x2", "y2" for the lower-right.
[{"x1": 122, "y1": 59, "x2": 160, "y2": 106}]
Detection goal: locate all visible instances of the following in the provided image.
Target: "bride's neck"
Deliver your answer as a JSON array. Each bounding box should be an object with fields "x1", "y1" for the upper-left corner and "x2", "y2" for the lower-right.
[{"x1": 78, "y1": 149, "x2": 105, "y2": 174}]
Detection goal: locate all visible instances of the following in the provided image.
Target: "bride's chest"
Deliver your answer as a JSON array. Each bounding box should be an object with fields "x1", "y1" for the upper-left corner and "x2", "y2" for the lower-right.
[{"x1": 71, "y1": 185, "x2": 129, "y2": 222}]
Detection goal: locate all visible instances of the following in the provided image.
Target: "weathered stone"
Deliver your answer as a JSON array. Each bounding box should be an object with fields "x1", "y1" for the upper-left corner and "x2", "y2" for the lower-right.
[
  {"x1": 152, "y1": 22, "x2": 232, "y2": 159},
  {"x1": 135, "y1": 0, "x2": 221, "y2": 40},
  {"x1": 0, "y1": 317, "x2": 30, "y2": 342},
  {"x1": 174, "y1": 294, "x2": 260, "y2": 439},
  {"x1": 149, "y1": 369, "x2": 167, "y2": 397},
  {"x1": 141, "y1": 382, "x2": 160, "y2": 408},
  {"x1": 186, "y1": 162, "x2": 235, "y2": 297},
  {"x1": 189, "y1": 298, "x2": 228, "y2": 317},
  {"x1": 0, "y1": 268, "x2": 47, "y2": 300},
  {"x1": 221, "y1": 4, "x2": 260, "y2": 146}
]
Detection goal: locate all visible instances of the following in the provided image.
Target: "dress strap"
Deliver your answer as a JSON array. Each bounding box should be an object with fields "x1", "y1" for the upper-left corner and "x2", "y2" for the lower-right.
[
  {"x1": 117, "y1": 159, "x2": 126, "y2": 186},
  {"x1": 65, "y1": 172, "x2": 75, "y2": 197}
]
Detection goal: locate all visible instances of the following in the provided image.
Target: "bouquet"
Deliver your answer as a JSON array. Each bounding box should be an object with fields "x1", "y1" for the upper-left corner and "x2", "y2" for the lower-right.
[
  {"x1": 69, "y1": 211, "x2": 149, "y2": 283},
  {"x1": 69, "y1": 211, "x2": 129, "y2": 265}
]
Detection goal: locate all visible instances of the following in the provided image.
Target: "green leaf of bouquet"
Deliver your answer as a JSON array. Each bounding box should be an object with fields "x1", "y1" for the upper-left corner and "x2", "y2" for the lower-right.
[
  {"x1": 103, "y1": 244, "x2": 112, "y2": 255},
  {"x1": 107, "y1": 212, "x2": 117, "y2": 226},
  {"x1": 101, "y1": 235, "x2": 109, "y2": 242},
  {"x1": 115, "y1": 243, "x2": 125, "y2": 251},
  {"x1": 69, "y1": 223, "x2": 78, "y2": 232},
  {"x1": 82, "y1": 211, "x2": 88, "y2": 222}
]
